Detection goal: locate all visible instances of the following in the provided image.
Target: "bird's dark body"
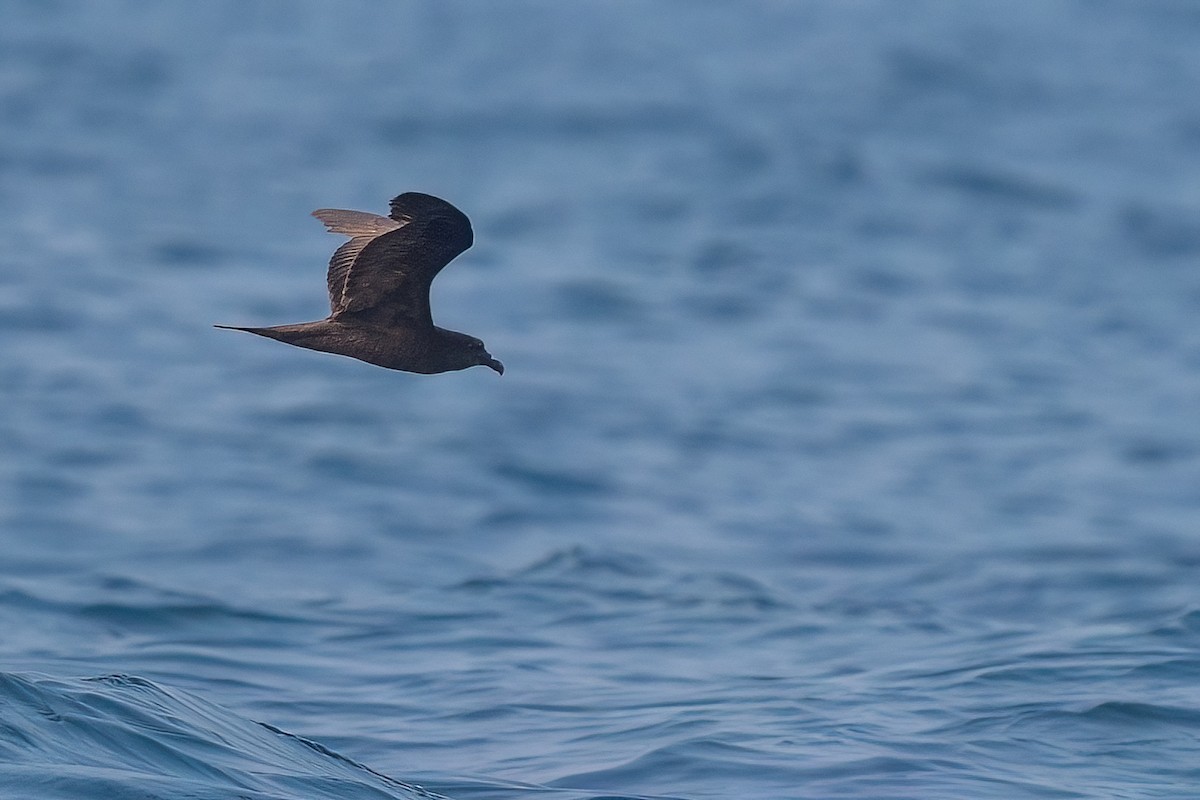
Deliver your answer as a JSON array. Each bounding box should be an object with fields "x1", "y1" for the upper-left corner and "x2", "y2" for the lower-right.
[
  {"x1": 216, "y1": 192, "x2": 503, "y2": 375},
  {"x1": 222, "y1": 320, "x2": 480, "y2": 374}
]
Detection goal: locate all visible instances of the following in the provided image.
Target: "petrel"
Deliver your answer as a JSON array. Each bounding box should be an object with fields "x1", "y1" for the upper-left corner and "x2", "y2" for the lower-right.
[{"x1": 216, "y1": 192, "x2": 503, "y2": 375}]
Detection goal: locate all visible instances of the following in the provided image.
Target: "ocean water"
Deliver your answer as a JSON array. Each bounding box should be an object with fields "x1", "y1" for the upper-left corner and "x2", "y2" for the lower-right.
[{"x1": 2, "y1": 1, "x2": 1200, "y2": 797}]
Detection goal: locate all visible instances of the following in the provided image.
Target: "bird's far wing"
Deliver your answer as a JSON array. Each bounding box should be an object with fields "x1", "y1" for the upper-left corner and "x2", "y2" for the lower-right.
[
  {"x1": 335, "y1": 196, "x2": 473, "y2": 327},
  {"x1": 312, "y1": 209, "x2": 402, "y2": 238},
  {"x1": 313, "y1": 209, "x2": 404, "y2": 314}
]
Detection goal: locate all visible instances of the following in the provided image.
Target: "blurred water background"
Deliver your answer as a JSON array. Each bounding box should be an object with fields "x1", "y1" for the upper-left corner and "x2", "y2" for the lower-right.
[{"x1": 3, "y1": 1, "x2": 1200, "y2": 798}]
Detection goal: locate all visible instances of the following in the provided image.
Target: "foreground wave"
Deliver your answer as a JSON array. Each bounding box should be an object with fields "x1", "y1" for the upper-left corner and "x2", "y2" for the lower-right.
[{"x1": 0, "y1": 672, "x2": 444, "y2": 800}]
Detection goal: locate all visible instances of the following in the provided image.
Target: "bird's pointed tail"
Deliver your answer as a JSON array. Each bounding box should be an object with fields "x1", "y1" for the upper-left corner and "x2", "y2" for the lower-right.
[
  {"x1": 214, "y1": 322, "x2": 333, "y2": 346},
  {"x1": 213, "y1": 323, "x2": 289, "y2": 341},
  {"x1": 214, "y1": 323, "x2": 265, "y2": 333}
]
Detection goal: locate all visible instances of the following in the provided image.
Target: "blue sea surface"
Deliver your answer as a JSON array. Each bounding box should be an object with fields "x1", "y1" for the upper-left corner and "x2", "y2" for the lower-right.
[{"x1": 3, "y1": 1, "x2": 1200, "y2": 798}]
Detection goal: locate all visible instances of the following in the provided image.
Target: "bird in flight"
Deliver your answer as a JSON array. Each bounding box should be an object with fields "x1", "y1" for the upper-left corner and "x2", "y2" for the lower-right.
[{"x1": 216, "y1": 192, "x2": 503, "y2": 375}]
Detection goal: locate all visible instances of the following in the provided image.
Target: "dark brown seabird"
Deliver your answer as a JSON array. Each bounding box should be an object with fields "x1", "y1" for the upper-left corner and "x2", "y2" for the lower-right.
[{"x1": 216, "y1": 192, "x2": 503, "y2": 375}]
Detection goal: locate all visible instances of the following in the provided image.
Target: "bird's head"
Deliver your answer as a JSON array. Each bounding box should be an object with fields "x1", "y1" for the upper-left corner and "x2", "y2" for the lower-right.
[{"x1": 440, "y1": 330, "x2": 504, "y2": 374}]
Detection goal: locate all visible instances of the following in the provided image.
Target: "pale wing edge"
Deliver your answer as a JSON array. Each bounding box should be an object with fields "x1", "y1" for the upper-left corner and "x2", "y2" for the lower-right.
[{"x1": 312, "y1": 209, "x2": 403, "y2": 238}]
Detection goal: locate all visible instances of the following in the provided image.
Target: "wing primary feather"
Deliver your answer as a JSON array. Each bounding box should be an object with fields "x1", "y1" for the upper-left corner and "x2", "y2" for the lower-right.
[{"x1": 312, "y1": 209, "x2": 402, "y2": 238}]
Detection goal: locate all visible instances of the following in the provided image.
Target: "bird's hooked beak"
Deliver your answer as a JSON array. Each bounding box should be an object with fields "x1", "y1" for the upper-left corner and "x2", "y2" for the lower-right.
[{"x1": 483, "y1": 356, "x2": 504, "y2": 375}]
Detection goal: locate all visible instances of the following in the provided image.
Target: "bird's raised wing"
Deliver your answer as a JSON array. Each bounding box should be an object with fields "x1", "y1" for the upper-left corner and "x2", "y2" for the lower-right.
[{"x1": 328, "y1": 193, "x2": 473, "y2": 328}]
